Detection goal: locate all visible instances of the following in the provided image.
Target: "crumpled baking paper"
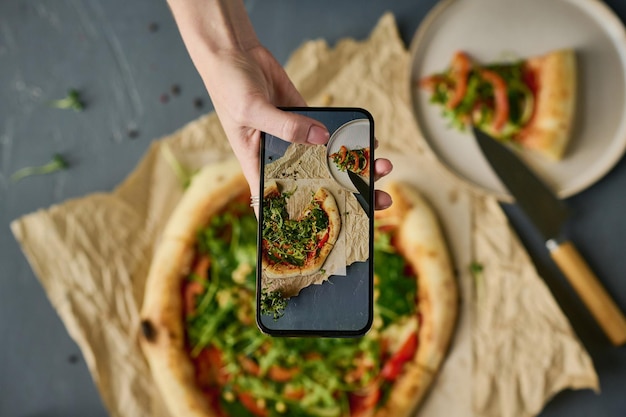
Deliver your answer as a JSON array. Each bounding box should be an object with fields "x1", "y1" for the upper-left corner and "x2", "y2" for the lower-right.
[{"x1": 11, "y1": 12, "x2": 597, "y2": 417}]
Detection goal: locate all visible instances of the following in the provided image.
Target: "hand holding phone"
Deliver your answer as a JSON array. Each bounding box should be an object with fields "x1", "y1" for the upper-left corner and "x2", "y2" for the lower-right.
[{"x1": 257, "y1": 108, "x2": 375, "y2": 337}]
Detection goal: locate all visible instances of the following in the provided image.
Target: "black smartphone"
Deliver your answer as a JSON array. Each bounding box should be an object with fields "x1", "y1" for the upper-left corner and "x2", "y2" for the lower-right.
[{"x1": 256, "y1": 107, "x2": 375, "y2": 337}]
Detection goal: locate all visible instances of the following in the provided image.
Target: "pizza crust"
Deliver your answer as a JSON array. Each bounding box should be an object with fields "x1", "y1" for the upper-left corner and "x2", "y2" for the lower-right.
[
  {"x1": 374, "y1": 363, "x2": 434, "y2": 417},
  {"x1": 299, "y1": 187, "x2": 341, "y2": 276},
  {"x1": 140, "y1": 158, "x2": 248, "y2": 417},
  {"x1": 375, "y1": 181, "x2": 459, "y2": 416},
  {"x1": 518, "y1": 49, "x2": 577, "y2": 160}
]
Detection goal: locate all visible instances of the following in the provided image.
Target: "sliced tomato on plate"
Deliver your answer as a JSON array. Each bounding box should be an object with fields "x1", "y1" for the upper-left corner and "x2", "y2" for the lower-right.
[
  {"x1": 480, "y1": 69, "x2": 510, "y2": 132},
  {"x1": 447, "y1": 51, "x2": 472, "y2": 109}
]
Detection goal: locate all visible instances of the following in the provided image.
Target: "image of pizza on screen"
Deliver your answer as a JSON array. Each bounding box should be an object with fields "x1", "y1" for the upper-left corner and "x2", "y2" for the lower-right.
[{"x1": 257, "y1": 110, "x2": 373, "y2": 334}]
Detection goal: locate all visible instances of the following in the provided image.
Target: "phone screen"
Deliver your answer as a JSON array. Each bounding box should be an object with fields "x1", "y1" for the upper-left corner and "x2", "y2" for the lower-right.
[{"x1": 257, "y1": 108, "x2": 374, "y2": 337}]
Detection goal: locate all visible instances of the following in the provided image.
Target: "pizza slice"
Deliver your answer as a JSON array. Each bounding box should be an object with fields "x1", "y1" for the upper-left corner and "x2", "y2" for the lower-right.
[
  {"x1": 261, "y1": 180, "x2": 341, "y2": 279},
  {"x1": 329, "y1": 145, "x2": 371, "y2": 176},
  {"x1": 419, "y1": 49, "x2": 576, "y2": 160},
  {"x1": 139, "y1": 159, "x2": 458, "y2": 417}
]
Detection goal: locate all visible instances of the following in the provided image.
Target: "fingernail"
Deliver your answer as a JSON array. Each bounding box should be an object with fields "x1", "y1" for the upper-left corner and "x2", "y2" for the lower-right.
[{"x1": 306, "y1": 125, "x2": 329, "y2": 144}]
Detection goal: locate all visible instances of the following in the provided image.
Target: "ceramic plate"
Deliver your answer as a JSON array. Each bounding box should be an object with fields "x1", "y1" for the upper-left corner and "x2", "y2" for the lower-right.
[
  {"x1": 409, "y1": 0, "x2": 626, "y2": 201},
  {"x1": 326, "y1": 119, "x2": 371, "y2": 193}
]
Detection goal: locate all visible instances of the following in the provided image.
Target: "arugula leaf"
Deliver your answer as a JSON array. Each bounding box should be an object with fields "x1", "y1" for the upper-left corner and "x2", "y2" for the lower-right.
[
  {"x1": 374, "y1": 229, "x2": 417, "y2": 327},
  {"x1": 10, "y1": 154, "x2": 69, "y2": 182}
]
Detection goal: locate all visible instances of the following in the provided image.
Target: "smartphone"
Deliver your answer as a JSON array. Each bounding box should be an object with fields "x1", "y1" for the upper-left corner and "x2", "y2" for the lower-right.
[{"x1": 256, "y1": 107, "x2": 374, "y2": 337}]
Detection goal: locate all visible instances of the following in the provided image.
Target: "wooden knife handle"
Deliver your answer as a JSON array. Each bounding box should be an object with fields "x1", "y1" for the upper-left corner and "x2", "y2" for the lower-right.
[{"x1": 549, "y1": 240, "x2": 626, "y2": 346}]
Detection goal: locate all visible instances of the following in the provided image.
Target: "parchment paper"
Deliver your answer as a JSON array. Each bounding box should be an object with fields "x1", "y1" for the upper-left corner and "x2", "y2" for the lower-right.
[{"x1": 11, "y1": 13, "x2": 598, "y2": 417}]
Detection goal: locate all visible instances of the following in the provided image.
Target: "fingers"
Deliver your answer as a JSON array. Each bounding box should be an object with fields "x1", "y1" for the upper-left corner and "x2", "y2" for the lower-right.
[
  {"x1": 373, "y1": 158, "x2": 393, "y2": 182},
  {"x1": 373, "y1": 158, "x2": 393, "y2": 210},
  {"x1": 248, "y1": 101, "x2": 329, "y2": 145},
  {"x1": 374, "y1": 190, "x2": 393, "y2": 210}
]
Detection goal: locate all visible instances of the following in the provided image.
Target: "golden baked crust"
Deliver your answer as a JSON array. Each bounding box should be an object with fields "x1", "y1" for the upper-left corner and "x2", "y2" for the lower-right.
[
  {"x1": 518, "y1": 49, "x2": 577, "y2": 160},
  {"x1": 299, "y1": 187, "x2": 341, "y2": 276},
  {"x1": 139, "y1": 158, "x2": 248, "y2": 417},
  {"x1": 374, "y1": 181, "x2": 459, "y2": 416}
]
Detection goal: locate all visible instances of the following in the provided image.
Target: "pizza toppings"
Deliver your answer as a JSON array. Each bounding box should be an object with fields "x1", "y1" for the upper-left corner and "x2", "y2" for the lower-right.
[
  {"x1": 259, "y1": 288, "x2": 288, "y2": 320},
  {"x1": 261, "y1": 182, "x2": 340, "y2": 279},
  {"x1": 140, "y1": 160, "x2": 458, "y2": 417},
  {"x1": 447, "y1": 51, "x2": 472, "y2": 109},
  {"x1": 419, "y1": 49, "x2": 576, "y2": 160},
  {"x1": 329, "y1": 145, "x2": 370, "y2": 176},
  {"x1": 479, "y1": 69, "x2": 510, "y2": 132},
  {"x1": 178, "y1": 197, "x2": 422, "y2": 417},
  {"x1": 420, "y1": 51, "x2": 537, "y2": 139},
  {"x1": 262, "y1": 188, "x2": 327, "y2": 268},
  {"x1": 373, "y1": 226, "x2": 418, "y2": 327}
]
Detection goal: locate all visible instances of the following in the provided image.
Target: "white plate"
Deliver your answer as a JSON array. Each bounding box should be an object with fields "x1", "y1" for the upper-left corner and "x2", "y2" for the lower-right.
[
  {"x1": 409, "y1": 0, "x2": 626, "y2": 201},
  {"x1": 326, "y1": 119, "x2": 371, "y2": 193}
]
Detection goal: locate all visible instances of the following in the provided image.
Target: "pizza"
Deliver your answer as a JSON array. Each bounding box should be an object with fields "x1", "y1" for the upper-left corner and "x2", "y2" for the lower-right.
[
  {"x1": 261, "y1": 180, "x2": 341, "y2": 279},
  {"x1": 139, "y1": 158, "x2": 458, "y2": 417},
  {"x1": 329, "y1": 145, "x2": 370, "y2": 176},
  {"x1": 419, "y1": 49, "x2": 576, "y2": 160}
]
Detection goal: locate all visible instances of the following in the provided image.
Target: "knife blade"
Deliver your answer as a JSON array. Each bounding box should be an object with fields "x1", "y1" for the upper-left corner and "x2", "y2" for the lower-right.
[
  {"x1": 347, "y1": 169, "x2": 371, "y2": 217},
  {"x1": 473, "y1": 126, "x2": 626, "y2": 345}
]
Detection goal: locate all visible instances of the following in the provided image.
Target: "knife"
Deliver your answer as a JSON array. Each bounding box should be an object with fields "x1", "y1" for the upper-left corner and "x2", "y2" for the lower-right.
[
  {"x1": 472, "y1": 126, "x2": 626, "y2": 346},
  {"x1": 347, "y1": 169, "x2": 371, "y2": 217}
]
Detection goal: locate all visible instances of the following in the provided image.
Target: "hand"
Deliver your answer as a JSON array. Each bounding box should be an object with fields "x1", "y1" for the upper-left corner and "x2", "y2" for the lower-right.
[{"x1": 168, "y1": 0, "x2": 393, "y2": 209}]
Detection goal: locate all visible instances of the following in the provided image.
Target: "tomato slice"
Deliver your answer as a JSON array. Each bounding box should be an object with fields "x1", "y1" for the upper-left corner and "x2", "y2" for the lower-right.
[
  {"x1": 268, "y1": 364, "x2": 299, "y2": 382},
  {"x1": 349, "y1": 385, "x2": 381, "y2": 417},
  {"x1": 184, "y1": 255, "x2": 211, "y2": 316},
  {"x1": 317, "y1": 231, "x2": 330, "y2": 249},
  {"x1": 360, "y1": 149, "x2": 370, "y2": 176},
  {"x1": 239, "y1": 355, "x2": 261, "y2": 376},
  {"x1": 184, "y1": 281, "x2": 204, "y2": 316},
  {"x1": 193, "y1": 255, "x2": 210, "y2": 278},
  {"x1": 380, "y1": 333, "x2": 418, "y2": 381},
  {"x1": 202, "y1": 387, "x2": 226, "y2": 417},
  {"x1": 447, "y1": 51, "x2": 472, "y2": 109},
  {"x1": 351, "y1": 150, "x2": 361, "y2": 172},
  {"x1": 418, "y1": 74, "x2": 449, "y2": 92},
  {"x1": 283, "y1": 385, "x2": 306, "y2": 400},
  {"x1": 480, "y1": 69, "x2": 509, "y2": 132},
  {"x1": 238, "y1": 392, "x2": 269, "y2": 417},
  {"x1": 195, "y1": 346, "x2": 230, "y2": 388},
  {"x1": 334, "y1": 145, "x2": 348, "y2": 165}
]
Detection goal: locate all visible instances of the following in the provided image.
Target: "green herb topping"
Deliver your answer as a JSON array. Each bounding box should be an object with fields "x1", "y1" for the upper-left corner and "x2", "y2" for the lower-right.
[
  {"x1": 10, "y1": 154, "x2": 69, "y2": 182},
  {"x1": 50, "y1": 89, "x2": 84, "y2": 112},
  {"x1": 184, "y1": 203, "x2": 419, "y2": 417}
]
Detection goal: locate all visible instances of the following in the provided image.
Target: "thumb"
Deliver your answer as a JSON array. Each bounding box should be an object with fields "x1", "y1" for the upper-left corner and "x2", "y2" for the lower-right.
[{"x1": 249, "y1": 102, "x2": 329, "y2": 145}]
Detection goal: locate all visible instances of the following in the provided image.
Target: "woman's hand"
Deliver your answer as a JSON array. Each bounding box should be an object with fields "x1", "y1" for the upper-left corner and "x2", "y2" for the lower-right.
[{"x1": 167, "y1": 0, "x2": 393, "y2": 209}]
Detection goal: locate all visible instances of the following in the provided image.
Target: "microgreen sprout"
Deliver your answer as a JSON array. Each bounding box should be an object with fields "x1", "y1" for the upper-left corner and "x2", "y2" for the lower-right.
[
  {"x1": 470, "y1": 261, "x2": 485, "y2": 307},
  {"x1": 10, "y1": 154, "x2": 69, "y2": 182},
  {"x1": 161, "y1": 143, "x2": 197, "y2": 188},
  {"x1": 50, "y1": 89, "x2": 84, "y2": 112}
]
